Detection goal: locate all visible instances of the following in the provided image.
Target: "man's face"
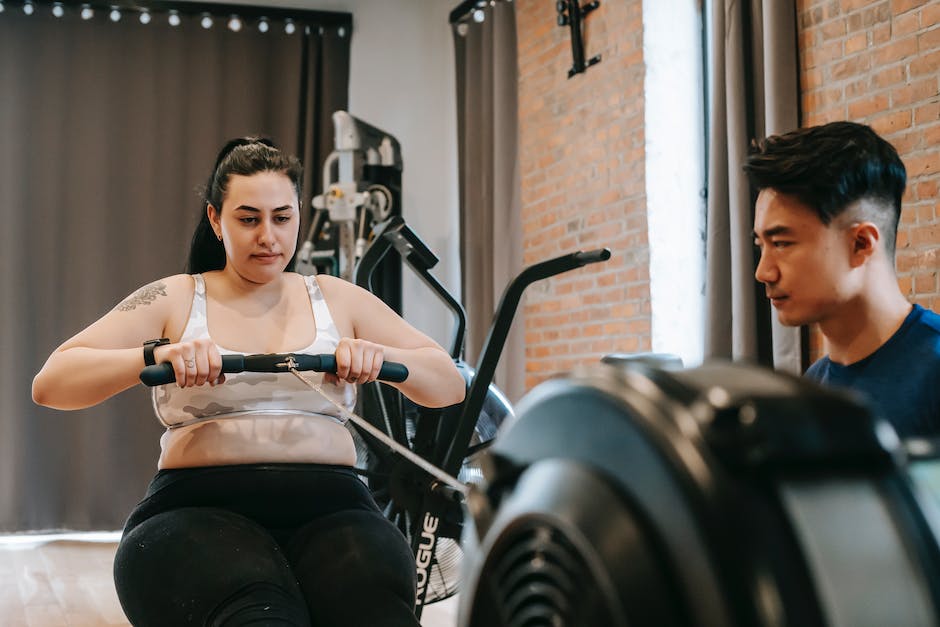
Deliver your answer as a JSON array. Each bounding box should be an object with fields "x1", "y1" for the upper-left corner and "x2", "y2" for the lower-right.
[{"x1": 753, "y1": 189, "x2": 855, "y2": 327}]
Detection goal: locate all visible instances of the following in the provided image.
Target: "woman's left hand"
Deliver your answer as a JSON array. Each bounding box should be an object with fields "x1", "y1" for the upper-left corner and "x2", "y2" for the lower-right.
[{"x1": 328, "y1": 338, "x2": 385, "y2": 385}]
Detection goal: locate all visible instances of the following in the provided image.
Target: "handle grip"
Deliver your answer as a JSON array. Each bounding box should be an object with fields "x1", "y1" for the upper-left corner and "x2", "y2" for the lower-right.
[
  {"x1": 140, "y1": 353, "x2": 409, "y2": 386},
  {"x1": 308, "y1": 354, "x2": 409, "y2": 384},
  {"x1": 573, "y1": 248, "x2": 612, "y2": 265}
]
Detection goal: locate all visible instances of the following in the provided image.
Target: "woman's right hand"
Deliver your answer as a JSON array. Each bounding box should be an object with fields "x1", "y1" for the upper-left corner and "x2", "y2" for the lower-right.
[{"x1": 152, "y1": 338, "x2": 225, "y2": 388}]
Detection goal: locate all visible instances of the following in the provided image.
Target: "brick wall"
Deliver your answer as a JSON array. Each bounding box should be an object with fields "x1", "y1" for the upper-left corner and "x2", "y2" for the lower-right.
[
  {"x1": 797, "y1": 0, "x2": 940, "y2": 358},
  {"x1": 516, "y1": 0, "x2": 649, "y2": 390},
  {"x1": 515, "y1": 0, "x2": 937, "y2": 381}
]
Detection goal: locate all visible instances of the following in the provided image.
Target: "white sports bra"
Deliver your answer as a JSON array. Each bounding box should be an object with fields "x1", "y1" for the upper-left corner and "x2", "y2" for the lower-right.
[{"x1": 152, "y1": 273, "x2": 356, "y2": 430}]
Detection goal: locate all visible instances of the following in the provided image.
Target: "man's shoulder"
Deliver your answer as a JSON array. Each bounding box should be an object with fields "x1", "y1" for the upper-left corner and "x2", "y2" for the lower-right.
[
  {"x1": 903, "y1": 306, "x2": 940, "y2": 365},
  {"x1": 914, "y1": 305, "x2": 940, "y2": 337},
  {"x1": 803, "y1": 356, "x2": 830, "y2": 381}
]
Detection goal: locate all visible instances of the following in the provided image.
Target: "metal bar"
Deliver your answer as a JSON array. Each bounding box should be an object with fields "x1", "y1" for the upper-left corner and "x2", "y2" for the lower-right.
[{"x1": 442, "y1": 249, "x2": 611, "y2": 474}]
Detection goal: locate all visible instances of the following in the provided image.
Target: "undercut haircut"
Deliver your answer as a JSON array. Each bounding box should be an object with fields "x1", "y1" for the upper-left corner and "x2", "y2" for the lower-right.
[{"x1": 744, "y1": 121, "x2": 907, "y2": 257}]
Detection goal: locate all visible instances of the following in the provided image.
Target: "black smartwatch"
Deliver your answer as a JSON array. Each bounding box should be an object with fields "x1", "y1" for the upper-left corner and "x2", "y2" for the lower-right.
[{"x1": 143, "y1": 338, "x2": 170, "y2": 366}]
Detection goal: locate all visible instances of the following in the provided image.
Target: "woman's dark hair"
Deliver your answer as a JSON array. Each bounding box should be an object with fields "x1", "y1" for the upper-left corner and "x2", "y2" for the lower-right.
[
  {"x1": 187, "y1": 137, "x2": 304, "y2": 273},
  {"x1": 743, "y1": 121, "x2": 906, "y2": 256}
]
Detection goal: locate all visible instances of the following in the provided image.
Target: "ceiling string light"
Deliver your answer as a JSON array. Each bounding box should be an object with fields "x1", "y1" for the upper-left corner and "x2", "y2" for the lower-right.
[{"x1": 2, "y1": 3, "x2": 345, "y2": 42}]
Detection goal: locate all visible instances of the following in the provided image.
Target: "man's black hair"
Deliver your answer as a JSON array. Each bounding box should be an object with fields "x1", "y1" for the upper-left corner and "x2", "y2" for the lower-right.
[{"x1": 744, "y1": 121, "x2": 906, "y2": 256}]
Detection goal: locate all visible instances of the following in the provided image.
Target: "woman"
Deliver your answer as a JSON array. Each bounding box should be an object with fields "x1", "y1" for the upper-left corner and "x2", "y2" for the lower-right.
[{"x1": 32, "y1": 137, "x2": 465, "y2": 626}]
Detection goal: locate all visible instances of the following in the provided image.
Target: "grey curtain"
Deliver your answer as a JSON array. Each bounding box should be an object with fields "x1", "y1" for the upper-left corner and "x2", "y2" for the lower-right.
[
  {"x1": 452, "y1": 1, "x2": 525, "y2": 402},
  {"x1": 0, "y1": 8, "x2": 350, "y2": 531},
  {"x1": 704, "y1": 0, "x2": 802, "y2": 372}
]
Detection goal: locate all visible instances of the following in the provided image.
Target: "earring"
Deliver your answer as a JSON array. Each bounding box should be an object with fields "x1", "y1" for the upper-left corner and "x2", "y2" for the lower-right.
[{"x1": 216, "y1": 233, "x2": 222, "y2": 242}]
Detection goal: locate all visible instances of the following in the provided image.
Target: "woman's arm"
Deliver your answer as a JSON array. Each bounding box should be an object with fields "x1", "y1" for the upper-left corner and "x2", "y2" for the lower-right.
[
  {"x1": 32, "y1": 275, "x2": 195, "y2": 410},
  {"x1": 317, "y1": 275, "x2": 466, "y2": 408}
]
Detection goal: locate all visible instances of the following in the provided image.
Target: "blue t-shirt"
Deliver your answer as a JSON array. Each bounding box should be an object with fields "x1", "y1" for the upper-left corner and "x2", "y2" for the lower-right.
[{"x1": 804, "y1": 305, "x2": 940, "y2": 439}]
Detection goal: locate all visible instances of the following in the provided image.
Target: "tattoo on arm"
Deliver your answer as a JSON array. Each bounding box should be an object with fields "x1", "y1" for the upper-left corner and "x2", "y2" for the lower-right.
[{"x1": 116, "y1": 281, "x2": 167, "y2": 311}]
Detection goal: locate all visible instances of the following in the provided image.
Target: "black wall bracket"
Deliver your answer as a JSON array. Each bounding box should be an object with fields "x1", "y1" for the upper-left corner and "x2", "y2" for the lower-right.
[{"x1": 556, "y1": 0, "x2": 601, "y2": 78}]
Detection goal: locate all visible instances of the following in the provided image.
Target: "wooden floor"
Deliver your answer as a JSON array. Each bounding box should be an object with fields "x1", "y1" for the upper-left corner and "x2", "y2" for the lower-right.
[{"x1": 0, "y1": 536, "x2": 457, "y2": 626}]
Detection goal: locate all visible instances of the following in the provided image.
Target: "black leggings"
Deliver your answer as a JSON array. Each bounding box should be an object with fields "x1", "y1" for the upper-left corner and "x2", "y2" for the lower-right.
[{"x1": 113, "y1": 464, "x2": 419, "y2": 627}]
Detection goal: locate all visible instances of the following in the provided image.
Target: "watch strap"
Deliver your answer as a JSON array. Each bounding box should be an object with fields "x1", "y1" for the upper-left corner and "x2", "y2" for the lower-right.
[{"x1": 143, "y1": 338, "x2": 170, "y2": 366}]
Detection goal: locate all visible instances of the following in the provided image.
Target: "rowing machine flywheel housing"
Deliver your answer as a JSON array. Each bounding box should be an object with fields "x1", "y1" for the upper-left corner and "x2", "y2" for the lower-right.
[{"x1": 459, "y1": 361, "x2": 940, "y2": 627}]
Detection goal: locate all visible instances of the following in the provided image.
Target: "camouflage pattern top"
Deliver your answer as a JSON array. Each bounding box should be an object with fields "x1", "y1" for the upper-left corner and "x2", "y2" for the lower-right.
[{"x1": 152, "y1": 274, "x2": 356, "y2": 433}]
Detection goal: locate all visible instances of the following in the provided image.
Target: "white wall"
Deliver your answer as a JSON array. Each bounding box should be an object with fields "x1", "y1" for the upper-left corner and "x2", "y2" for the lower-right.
[
  {"x1": 643, "y1": 0, "x2": 706, "y2": 367},
  {"x1": 193, "y1": 0, "x2": 461, "y2": 345}
]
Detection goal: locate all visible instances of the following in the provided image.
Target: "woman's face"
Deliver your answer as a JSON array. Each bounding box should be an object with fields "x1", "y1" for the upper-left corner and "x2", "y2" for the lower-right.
[{"x1": 209, "y1": 170, "x2": 300, "y2": 284}]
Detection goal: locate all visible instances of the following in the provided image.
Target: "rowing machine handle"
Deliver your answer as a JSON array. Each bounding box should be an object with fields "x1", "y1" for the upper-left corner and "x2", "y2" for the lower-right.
[{"x1": 140, "y1": 353, "x2": 409, "y2": 386}]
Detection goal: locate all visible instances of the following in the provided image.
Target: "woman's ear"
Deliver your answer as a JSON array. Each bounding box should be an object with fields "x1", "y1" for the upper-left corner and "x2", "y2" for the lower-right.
[
  {"x1": 849, "y1": 221, "x2": 879, "y2": 267},
  {"x1": 207, "y1": 204, "x2": 222, "y2": 240}
]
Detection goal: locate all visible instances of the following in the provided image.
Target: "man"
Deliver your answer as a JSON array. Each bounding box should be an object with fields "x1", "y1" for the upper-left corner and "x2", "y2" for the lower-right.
[{"x1": 746, "y1": 121, "x2": 940, "y2": 438}]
